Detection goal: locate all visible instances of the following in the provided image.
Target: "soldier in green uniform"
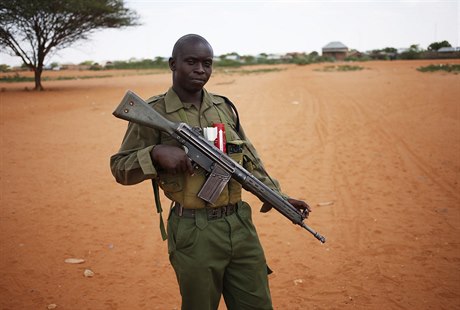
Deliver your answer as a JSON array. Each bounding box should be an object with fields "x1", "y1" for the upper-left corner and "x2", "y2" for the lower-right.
[{"x1": 110, "y1": 34, "x2": 311, "y2": 310}]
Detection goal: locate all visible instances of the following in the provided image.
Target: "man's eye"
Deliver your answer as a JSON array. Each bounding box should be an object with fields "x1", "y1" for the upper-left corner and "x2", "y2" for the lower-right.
[
  {"x1": 187, "y1": 60, "x2": 195, "y2": 65},
  {"x1": 204, "y1": 61, "x2": 212, "y2": 67}
]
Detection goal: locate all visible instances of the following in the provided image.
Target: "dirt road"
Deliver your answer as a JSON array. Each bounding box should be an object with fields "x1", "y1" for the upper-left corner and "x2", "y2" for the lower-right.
[{"x1": 1, "y1": 60, "x2": 459, "y2": 309}]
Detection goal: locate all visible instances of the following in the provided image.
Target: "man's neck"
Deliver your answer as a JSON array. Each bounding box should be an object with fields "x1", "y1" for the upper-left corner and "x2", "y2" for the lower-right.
[{"x1": 173, "y1": 87, "x2": 202, "y2": 108}]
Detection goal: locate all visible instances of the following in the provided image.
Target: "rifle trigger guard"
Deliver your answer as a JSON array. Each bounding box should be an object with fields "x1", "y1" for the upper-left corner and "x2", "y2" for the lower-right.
[{"x1": 301, "y1": 208, "x2": 309, "y2": 220}]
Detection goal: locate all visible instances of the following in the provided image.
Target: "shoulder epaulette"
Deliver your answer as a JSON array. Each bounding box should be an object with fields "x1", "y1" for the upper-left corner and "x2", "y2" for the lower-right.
[
  {"x1": 209, "y1": 93, "x2": 226, "y2": 104},
  {"x1": 146, "y1": 93, "x2": 166, "y2": 105}
]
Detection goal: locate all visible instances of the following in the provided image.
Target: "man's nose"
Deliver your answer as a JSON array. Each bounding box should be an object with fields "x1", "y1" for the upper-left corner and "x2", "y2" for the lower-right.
[{"x1": 194, "y1": 63, "x2": 205, "y2": 73}]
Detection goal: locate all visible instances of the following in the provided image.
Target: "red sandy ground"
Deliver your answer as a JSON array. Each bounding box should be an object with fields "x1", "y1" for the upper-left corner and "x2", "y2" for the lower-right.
[{"x1": 1, "y1": 60, "x2": 459, "y2": 309}]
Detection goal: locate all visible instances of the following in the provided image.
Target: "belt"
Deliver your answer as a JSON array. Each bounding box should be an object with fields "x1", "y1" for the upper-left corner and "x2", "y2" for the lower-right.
[{"x1": 173, "y1": 203, "x2": 238, "y2": 220}]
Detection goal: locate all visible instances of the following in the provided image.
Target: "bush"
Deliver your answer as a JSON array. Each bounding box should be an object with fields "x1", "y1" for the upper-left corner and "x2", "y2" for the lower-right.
[
  {"x1": 292, "y1": 57, "x2": 311, "y2": 66},
  {"x1": 214, "y1": 59, "x2": 242, "y2": 68},
  {"x1": 90, "y1": 63, "x2": 103, "y2": 70},
  {"x1": 417, "y1": 64, "x2": 460, "y2": 73},
  {"x1": 316, "y1": 65, "x2": 364, "y2": 72},
  {"x1": 315, "y1": 55, "x2": 335, "y2": 63},
  {"x1": 0, "y1": 64, "x2": 11, "y2": 72},
  {"x1": 399, "y1": 50, "x2": 422, "y2": 60},
  {"x1": 79, "y1": 60, "x2": 94, "y2": 66},
  {"x1": 111, "y1": 58, "x2": 168, "y2": 69},
  {"x1": 344, "y1": 55, "x2": 372, "y2": 62},
  {"x1": 289, "y1": 52, "x2": 334, "y2": 66},
  {"x1": 0, "y1": 73, "x2": 33, "y2": 82}
]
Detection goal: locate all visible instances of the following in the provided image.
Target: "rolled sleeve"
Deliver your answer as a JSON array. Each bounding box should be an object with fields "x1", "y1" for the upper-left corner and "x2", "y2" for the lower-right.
[
  {"x1": 110, "y1": 120, "x2": 161, "y2": 185},
  {"x1": 137, "y1": 145, "x2": 157, "y2": 176}
]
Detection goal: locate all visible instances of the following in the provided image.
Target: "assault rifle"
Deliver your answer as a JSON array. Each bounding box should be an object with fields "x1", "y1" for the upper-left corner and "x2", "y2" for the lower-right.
[{"x1": 113, "y1": 90, "x2": 326, "y2": 243}]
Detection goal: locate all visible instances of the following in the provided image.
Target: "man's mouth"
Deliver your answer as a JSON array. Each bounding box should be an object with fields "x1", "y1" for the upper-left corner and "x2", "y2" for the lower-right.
[{"x1": 191, "y1": 78, "x2": 206, "y2": 83}]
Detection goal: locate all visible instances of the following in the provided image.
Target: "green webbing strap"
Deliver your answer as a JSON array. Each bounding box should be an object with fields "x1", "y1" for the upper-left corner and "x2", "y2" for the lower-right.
[
  {"x1": 220, "y1": 97, "x2": 241, "y2": 132},
  {"x1": 151, "y1": 179, "x2": 168, "y2": 241},
  {"x1": 152, "y1": 105, "x2": 188, "y2": 241}
]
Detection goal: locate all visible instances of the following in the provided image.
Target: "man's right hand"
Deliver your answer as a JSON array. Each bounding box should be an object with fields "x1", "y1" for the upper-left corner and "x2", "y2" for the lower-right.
[{"x1": 151, "y1": 144, "x2": 194, "y2": 175}]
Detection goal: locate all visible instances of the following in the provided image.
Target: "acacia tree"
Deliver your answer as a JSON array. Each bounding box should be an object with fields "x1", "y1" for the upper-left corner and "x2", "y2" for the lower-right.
[{"x1": 0, "y1": 0, "x2": 139, "y2": 90}]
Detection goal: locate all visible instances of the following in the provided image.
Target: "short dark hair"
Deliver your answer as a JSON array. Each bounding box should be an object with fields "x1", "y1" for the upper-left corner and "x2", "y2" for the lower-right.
[{"x1": 171, "y1": 34, "x2": 213, "y2": 58}]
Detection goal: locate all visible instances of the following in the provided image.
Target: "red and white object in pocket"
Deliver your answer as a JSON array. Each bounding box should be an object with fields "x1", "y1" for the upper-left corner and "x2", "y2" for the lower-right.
[{"x1": 213, "y1": 123, "x2": 226, "y2": 153}]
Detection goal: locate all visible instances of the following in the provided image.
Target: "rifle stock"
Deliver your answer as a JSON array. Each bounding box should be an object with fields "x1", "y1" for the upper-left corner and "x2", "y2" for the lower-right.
[
  {"x1": 113, "y1": 90, "x2": 326, "y2": 243},
  {"x1": 114, "y1": 90, "x2": 178, "y2": 135}
]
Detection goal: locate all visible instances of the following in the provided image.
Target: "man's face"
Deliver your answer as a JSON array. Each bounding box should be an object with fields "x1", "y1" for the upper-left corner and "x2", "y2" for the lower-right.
[{"x1": 170, "y1": 41, "x2": 213, "y2": 94}]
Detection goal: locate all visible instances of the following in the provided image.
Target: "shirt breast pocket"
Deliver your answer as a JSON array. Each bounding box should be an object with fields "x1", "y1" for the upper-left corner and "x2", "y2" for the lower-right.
[{"x1": 158, "y1": 173, "x2": 183, "y2": 193}]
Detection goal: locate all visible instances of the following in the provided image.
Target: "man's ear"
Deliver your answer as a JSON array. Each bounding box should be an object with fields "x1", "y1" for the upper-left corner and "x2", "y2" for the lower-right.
[{"x1": 169, "y1": 57, "x2": 176, "y2": 71}]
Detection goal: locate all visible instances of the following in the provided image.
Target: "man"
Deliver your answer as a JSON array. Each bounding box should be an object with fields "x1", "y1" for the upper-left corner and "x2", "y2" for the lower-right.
[{"x1": 110, "y1": 34, "x2": 311, "y2": 310}]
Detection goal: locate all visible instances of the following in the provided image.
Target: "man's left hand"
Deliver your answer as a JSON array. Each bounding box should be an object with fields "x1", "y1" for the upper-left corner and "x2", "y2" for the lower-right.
[{"x1": 260, "y1": 198, "x2": 312, "y2": 218}]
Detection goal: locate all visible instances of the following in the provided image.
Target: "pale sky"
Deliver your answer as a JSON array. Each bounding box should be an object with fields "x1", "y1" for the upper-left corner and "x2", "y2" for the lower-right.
[{"x1": 1, "y1": 0, "x2": 459, "y2": 66}]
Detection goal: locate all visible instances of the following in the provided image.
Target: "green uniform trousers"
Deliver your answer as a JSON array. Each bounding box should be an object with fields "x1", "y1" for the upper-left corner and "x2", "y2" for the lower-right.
[{"x1": 167, "y1": 201, "x2": 273, "y2": 310}]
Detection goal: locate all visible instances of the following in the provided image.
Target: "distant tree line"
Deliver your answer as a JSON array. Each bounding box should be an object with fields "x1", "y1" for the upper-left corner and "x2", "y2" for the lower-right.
[
  {"x1": 1, "y1": 40, "x2": 458, "y2": 73},
  {"x1": 353, "y1": 41, "x2": 457, "y2": 61}
]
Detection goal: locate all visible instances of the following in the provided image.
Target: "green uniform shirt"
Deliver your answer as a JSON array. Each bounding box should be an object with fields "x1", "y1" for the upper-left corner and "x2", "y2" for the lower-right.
[{"x1": 110, "y1": 87, "x2": 287, "y2": 209}]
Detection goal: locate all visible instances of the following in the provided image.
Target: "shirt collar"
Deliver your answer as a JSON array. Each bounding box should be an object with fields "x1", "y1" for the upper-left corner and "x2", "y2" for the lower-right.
[{"x1": 164, "y1": 87, "x2": 224, "y2": 114}]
